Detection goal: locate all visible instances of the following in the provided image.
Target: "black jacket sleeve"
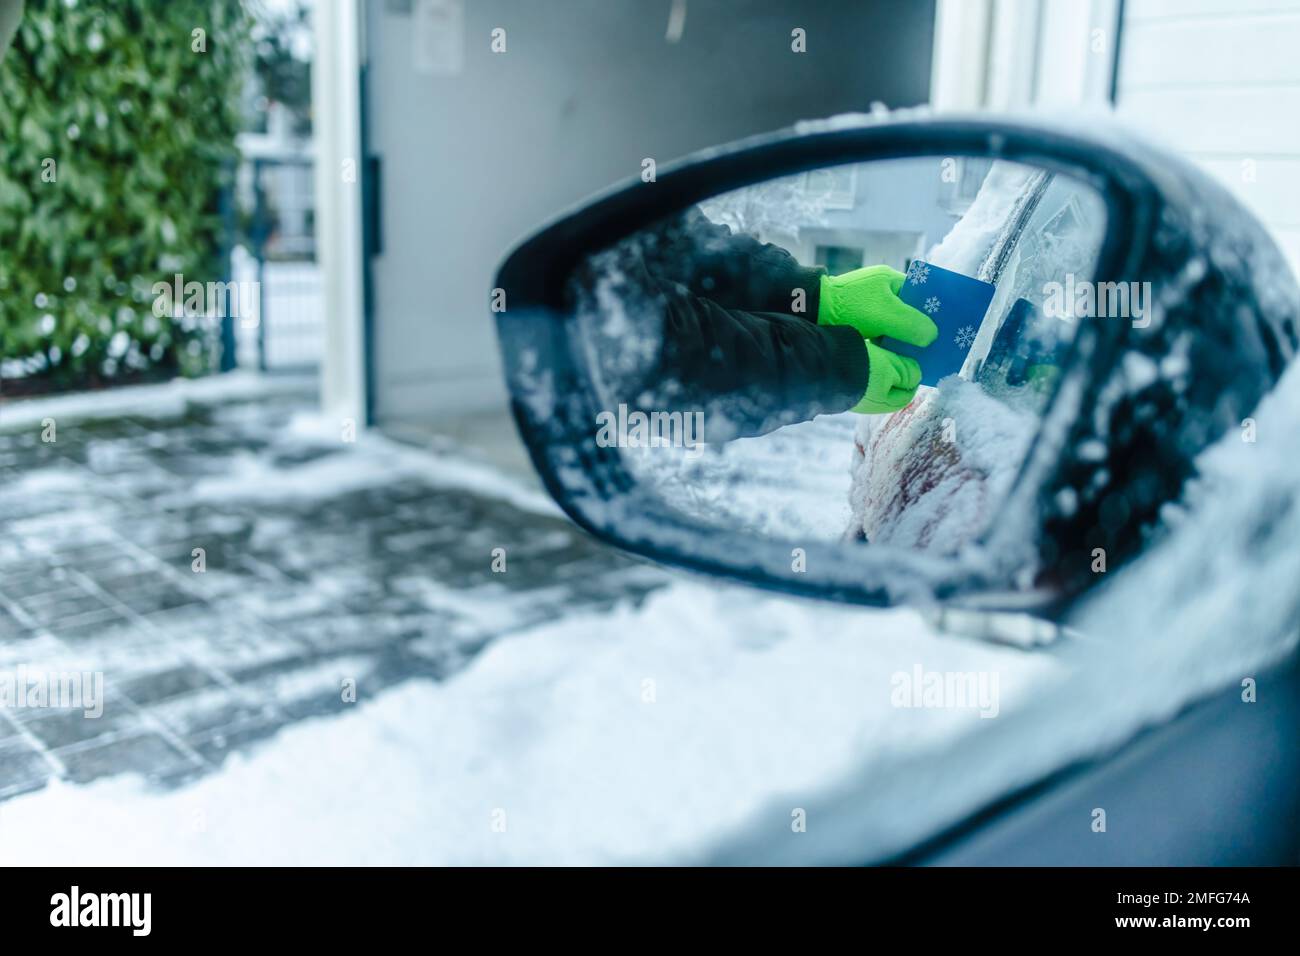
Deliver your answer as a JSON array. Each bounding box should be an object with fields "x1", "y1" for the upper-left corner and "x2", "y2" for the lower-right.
[
  {"x1": 643, "y1": 208, "x2": 827, "y2": 320},
  {"x1": 645, "y1": 274, "x2": 867, "y2": 440},
  {"x1": 576, "y1": 211, "x2": 865, "y2": 441}
]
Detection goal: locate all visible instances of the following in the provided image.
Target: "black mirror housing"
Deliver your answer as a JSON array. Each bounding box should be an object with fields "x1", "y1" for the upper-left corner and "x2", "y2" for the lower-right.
[{"x1": 493, "y1": 114, "x2": 1298, "y2": 618}]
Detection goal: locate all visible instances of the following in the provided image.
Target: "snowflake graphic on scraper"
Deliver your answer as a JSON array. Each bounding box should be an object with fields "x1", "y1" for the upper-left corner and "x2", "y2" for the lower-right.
[
  {"x1": 907, "y1": 262, "x2": 930, "y2": 285},
  {"x1": 923, "y1": 296, "x2": 941, "y2": 315},
  {"x1": 955, "y1": 325, "x2": 976, "y2": 350}
]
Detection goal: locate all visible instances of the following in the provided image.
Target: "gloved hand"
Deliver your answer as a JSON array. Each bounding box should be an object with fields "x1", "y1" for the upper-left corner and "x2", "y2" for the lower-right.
[
  {"x1": 819, "y1": 264, "x2": 935, "y2": 413},
  {"x1": 817, "y1": 265, "x2": 939, "y2": 346},
  {"x1": 852, "y1": 340, "x2": 923, "y2": 414}
]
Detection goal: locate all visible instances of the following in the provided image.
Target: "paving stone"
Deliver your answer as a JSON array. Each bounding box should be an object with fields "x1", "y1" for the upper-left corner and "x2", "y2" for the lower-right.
[
  {"x1": 115, "y1": 665, "x2": 222, "y2": 706},
  {"x1": 0, "y1": 387, "x2": 668, "y2": 802},
  {"x1": 186, "y1": 716, "x2": 291, "y2": 768},
  {"x1": 0, "y1": 738, "x2": 55, "y2": 799},
  {"x1": 55, "y1": 732, "x2": 201, "y2": 786},
  {"x1": 22, "y1": 701, "x2": 142, "y2": 749},
  {"x1": 148, "y1": 686, "x2": 277, "y2": 740}
]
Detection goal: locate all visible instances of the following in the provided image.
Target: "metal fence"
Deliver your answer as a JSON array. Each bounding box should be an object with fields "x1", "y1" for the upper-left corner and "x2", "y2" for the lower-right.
[{"x1": 231, "y1": 155, "x2": 322, "y2": 373}]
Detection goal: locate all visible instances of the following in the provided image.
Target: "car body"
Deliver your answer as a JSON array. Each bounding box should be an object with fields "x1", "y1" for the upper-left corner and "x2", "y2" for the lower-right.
[{"x1": 494, "y1": 113, "x2": 1300, "y2": 864}]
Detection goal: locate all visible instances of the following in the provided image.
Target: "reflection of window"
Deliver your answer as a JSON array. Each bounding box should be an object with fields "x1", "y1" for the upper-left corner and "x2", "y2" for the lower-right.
[
  {"x1": 941, "y1": 157, "x2": 994, "y2": 214},
  {"x1": 804, "y1": 166, "x2": 857, "y2": 209},
  {"x1": 1037, "y1": 194, "x2": 1087, "y2": 241},
  {"x1": 815, "y1": 245, "x2": 864, "y2": 275}
]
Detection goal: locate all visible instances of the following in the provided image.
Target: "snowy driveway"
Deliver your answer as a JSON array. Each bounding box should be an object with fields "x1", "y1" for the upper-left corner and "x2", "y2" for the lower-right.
[
  {"x1": 0, "y1": 378, "x2": 662, "y2": 802},
  {"x1": 0, "y1": 370, "x2": 1296, "y2": 865}
]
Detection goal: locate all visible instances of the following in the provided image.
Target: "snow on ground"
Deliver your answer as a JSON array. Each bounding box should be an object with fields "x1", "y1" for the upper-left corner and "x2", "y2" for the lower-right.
[
  {"x1": 185, "y1": 410, "x2": 559, "y2": 518},
  {"x1": 0, "y1": 370, "x2": 297, "y2": 430},
  {"x1": 0, "y1": 581, "x2": 1055, "y2": 865},
  {"x1": 0, "y1": 374, "x2": 558, "y2": 518}
]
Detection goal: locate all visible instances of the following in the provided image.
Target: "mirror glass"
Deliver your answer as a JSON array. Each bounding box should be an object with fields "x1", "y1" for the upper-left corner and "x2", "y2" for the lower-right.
[{"x1": 568, "y1": 156, "x2": 1108, "y2": 557}]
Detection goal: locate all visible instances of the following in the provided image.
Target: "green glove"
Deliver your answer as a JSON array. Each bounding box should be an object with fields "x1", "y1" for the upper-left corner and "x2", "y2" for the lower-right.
[
  {"x1": 817, "y1": 265, "x2": 938, "y2": 347},
  {"x1": 852, "y1": 341, "x2": 923, "y2": 413},
  {"x1": 819, "y1": 264, "x2": 935, "y2": 414}
]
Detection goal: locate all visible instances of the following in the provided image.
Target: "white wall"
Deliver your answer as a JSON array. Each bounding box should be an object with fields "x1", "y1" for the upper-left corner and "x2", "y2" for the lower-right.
[
  {"x1": 929, "y1": 0, "x2": 1120, "y2": 111},
  {"x1": 930, "y1": 0, "x2": 1300, "y2": 276},
  {"x1": 1114, "y1": 0, "x2": 1300, "y2": 275},
  {"x1": 362, "y1": 0, "x2": 937, "y2": 431}
]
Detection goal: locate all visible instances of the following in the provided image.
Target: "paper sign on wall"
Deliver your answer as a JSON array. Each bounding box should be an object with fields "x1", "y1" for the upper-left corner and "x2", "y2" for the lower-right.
[{"x1": 412, "y1": 0, "x2": 464, "y2": 76}]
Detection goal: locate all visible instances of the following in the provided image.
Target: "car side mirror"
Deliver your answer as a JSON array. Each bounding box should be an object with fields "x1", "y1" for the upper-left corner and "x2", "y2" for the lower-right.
[{"x1": 493, "y1": 115, "x2": 1298, "y2": 618}]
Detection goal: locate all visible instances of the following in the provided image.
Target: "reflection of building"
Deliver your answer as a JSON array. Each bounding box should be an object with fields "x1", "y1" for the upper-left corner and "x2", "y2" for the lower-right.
[{"x1": 755, "y1": 158, "x2": 994, "y2": 277}]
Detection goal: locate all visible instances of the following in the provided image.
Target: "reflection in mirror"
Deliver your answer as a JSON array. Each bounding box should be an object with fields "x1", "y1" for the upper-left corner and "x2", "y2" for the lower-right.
[{"x1": 570, "y1": 157, "x2": 1108, "y2": 560}]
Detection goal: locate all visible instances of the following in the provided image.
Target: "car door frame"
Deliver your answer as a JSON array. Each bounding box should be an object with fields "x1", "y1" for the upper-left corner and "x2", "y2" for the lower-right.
[{"x1": 897, "y1": 650, "x2": 1300, "y2": 866}]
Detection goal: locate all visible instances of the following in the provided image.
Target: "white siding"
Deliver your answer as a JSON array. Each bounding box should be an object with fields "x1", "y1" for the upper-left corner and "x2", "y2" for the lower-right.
[
  {"x1": 1126, "y1": 0, "x2": 1300, "y2": 18},
  {"x1": 1116, "y1": 0, "x2": 1300, "y2": 276}
]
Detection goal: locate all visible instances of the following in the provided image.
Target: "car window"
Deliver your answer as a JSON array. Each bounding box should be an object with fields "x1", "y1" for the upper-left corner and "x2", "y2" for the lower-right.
[{"x1": 966, "y1": 175, "x2": 1108, "y2": 415}]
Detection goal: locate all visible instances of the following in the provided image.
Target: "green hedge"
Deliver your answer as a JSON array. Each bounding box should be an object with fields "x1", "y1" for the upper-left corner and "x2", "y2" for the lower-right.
[{"x1": 0, "y1": 0, "x2": 251, "y2": 393}]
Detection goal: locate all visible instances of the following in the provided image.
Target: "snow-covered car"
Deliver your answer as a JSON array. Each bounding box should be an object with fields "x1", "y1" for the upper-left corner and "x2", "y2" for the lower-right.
[{"x1": 494, "y1": 115, "x2": 1300, "y2": 863}]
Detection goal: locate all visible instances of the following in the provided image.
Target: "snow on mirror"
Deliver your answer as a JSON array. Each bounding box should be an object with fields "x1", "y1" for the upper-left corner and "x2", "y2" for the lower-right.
[{"x1": 569, "y1": 157, "x2": 1108, "y2": 555}]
